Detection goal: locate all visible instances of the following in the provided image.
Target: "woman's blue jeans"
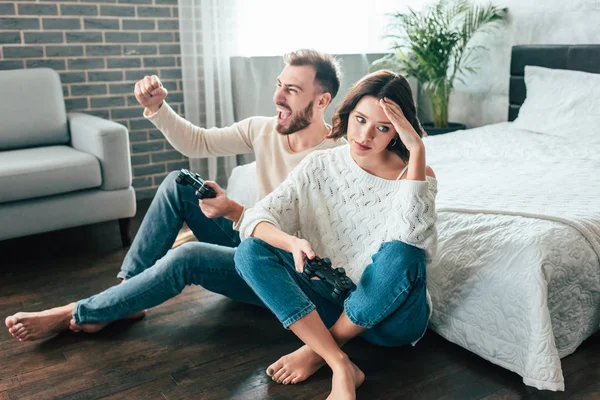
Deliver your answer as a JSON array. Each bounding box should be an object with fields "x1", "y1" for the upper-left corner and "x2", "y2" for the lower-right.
[{"x1": 235, "y1": 238, "x2": 429, "y2": 347}]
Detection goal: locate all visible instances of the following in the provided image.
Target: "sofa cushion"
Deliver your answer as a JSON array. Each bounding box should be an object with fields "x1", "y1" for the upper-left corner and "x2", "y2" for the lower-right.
[
  {"x1": 0, "y1": 146, "x2": 102, "y2": 204},
  {"x1": 0, "y1": 68, "x2": 69, "y2": 151}
]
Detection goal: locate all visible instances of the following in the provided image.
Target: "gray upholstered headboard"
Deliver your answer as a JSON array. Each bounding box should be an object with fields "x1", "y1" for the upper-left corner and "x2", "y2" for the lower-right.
[{"x1": 508, "y1": 44, "x2": 600, "y2": 121}]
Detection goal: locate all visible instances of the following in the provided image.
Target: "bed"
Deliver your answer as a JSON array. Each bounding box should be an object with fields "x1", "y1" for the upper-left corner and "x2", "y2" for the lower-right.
[
  {"x1": 425, "y1": 44, "x2": 600, "y2": 391},
  {"x1": 226, "y1": 45, "x2": 600, "y2": 392}
]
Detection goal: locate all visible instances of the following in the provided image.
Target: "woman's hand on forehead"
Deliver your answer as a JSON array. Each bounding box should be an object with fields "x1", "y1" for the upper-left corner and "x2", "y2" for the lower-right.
[{"x1": 380, "y1": 98, "x2": 422, "y2": 152}]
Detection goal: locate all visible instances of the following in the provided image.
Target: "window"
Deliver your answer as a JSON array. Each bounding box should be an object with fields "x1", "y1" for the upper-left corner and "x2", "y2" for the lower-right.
[{"x1": 233, "y1": 0, "x2": 424, "y2": 56}]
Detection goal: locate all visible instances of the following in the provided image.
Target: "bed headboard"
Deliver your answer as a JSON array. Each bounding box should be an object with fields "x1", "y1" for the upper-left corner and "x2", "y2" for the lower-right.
[{"x1": 508, "y1": 45, "x2": 600, "y2": 121}]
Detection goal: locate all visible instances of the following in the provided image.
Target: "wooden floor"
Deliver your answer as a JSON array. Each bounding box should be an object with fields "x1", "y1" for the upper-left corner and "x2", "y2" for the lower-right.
[{"x1": 0, "y1": 200, "x2": 598, "y2": 400}]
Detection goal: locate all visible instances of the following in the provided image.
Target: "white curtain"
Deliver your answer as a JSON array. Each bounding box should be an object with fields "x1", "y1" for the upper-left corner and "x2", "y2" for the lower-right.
[{"x1": 178, "y1": 0, "x2": 239, "y2": 184}]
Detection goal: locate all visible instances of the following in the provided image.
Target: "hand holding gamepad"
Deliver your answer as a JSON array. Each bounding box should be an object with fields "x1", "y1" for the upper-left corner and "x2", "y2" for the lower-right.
[
  {"x1": 197, "y1": 181, "x2": 234, "y2": 219},
  {"x1": 290, "y1": 238, "x2": 316, "y2": 274},
  {"x1": 175, "y1": 169, "x2": 245, "y2": 222}
]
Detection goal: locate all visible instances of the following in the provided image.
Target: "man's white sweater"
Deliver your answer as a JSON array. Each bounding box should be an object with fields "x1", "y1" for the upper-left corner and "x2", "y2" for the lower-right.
[{"x1": 144, "y1": 102, "x2": 344, "y2": 227}]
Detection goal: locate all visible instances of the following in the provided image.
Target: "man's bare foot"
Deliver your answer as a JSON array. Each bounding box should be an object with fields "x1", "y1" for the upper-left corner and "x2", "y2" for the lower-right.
[
  {"x1": 68, "y1": 310, "x2": 146, "y2": 333},
  {"x1": 268, "y1": 345, "x2": 326, "y2": 384},
  {"x1": 326, "y1": 360, "x2": 364, "y2": 400},
  {"x1": 5, "y1": 303, "x2": 75, "y2": 342}
]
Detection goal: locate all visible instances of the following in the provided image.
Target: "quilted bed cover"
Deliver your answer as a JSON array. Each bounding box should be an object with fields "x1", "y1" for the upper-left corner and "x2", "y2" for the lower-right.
[{"x1": 425, "y1": 122, "x2": 600, "y2": 391}]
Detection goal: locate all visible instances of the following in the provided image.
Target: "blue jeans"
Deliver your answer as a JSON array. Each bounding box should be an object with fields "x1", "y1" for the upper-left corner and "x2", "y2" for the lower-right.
[
  {"x1": 235, "y1": 238, "x2": 429, "y2": 347},
  {"x1": 73, "y1": 171, "x2": 263, "y2": 324}
]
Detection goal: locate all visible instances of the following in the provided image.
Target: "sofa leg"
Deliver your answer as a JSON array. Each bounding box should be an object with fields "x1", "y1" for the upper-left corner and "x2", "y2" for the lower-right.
[{"x1": 119, "y1": 218, "x2": 132, "y2": 247}]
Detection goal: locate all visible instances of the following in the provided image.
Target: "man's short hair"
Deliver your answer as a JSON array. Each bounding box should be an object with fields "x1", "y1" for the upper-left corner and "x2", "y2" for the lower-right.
[{"x1": 283, "y1": 49, "x2": 341, "y2": 100}]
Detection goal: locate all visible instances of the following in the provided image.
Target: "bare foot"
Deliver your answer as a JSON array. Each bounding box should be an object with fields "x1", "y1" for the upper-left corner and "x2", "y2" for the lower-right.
[
  {"x1": 5, "y1": 303, "x2": 76, "y2": 342},
  {"x1": 68, "y1": 310, "x2": 146, "y2": 333},
  {"x1": 326, "y1": 360, "x2": 364, "y2": 400},
  {"x1": 268, "y1": 345, "x2": 326, "y2": 384}
]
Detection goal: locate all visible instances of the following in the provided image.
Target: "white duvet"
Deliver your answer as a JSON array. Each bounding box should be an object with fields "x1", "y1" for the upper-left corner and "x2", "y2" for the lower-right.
[{"x1": 425, "y1": 122, "x2": 600, "y2": 391}]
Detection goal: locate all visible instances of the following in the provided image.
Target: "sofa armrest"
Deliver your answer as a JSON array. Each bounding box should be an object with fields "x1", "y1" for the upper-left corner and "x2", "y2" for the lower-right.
[{"x1": 68, "y1": 113, "x2": 132, "y2": 191}]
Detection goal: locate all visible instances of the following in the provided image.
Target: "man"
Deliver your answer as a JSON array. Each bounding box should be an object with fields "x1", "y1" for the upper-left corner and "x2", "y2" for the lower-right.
[{"x1": 5, "y1": 49, "x2": 344, "y2": 341}]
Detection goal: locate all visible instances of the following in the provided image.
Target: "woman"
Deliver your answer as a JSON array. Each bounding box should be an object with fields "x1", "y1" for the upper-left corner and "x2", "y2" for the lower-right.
[{"x1": 234, "y1": 70, "x2": 437, "y2": 400}]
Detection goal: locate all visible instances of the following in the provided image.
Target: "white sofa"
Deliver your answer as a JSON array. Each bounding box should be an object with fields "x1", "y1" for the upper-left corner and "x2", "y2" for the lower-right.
[{"x1": 0, "y1": 68, "x2": 136, "y2": 245}]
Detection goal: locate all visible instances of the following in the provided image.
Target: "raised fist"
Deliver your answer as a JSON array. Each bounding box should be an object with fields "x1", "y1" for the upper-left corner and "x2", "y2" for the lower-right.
[{"x1": 134, "y1": 75, "x2": 168, "y2": 113}]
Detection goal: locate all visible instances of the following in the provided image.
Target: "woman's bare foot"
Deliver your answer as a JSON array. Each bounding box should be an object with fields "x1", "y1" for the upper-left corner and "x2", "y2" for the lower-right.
[
  {"x1": 268, "y1": 345, "x2": 326, "y2": 384},
  {"x1": 68, "y1": 310, "x2": 146, "y2": 333},
  {"x1": 326, "y1": 360, "x2": 365, "y2": 400},
  {"x1": 5, "y1": 303, "x2": 76, "y2": 342}
]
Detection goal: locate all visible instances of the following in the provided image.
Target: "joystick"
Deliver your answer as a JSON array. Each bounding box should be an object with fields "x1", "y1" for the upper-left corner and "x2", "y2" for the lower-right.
[
  {"x1": 175, "y1": 169, "x2": 217, "y2": 199},
  {"x1": 303, "y1": 256, "x2": 355, "y2": 300}
]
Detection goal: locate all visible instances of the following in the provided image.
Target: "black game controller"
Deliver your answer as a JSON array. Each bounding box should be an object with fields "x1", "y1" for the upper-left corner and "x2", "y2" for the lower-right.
[
  {"x1": 303, "y1": 256, "x2": 355, "y2": 300},
  {"x1": 175, "y1": 169, "x2": 217, "y2": 199}
]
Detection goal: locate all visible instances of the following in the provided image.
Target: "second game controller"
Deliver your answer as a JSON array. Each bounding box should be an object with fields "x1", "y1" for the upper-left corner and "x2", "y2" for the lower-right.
[{"x1": 303, "y1": 256, "x2": 355, "y2": 300}]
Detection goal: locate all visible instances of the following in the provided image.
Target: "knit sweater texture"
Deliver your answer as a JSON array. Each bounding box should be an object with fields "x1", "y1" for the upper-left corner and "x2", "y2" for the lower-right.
[{"x1": 240, "y1": 145, "x2": 438, "y2": 284}]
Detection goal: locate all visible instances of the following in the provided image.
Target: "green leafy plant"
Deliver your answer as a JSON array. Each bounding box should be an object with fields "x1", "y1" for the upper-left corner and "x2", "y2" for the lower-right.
[{"x1": 372, "y1": 0, "x2": 508, "y2": 128}]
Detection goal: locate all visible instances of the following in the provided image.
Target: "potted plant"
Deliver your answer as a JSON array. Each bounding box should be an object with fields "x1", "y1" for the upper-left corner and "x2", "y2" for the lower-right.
[{"x1": 372, "y1": 0, "x2": 508, "y2": 135}]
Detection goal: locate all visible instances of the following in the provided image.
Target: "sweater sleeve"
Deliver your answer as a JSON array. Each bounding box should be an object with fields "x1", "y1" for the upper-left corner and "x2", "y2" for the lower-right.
[
  {"x1": 394, "y1": 177, "x2": 438, "y2": 259},
  {"x1": 238, "y1": 154, "x2": 317, "y2": 241},
  {"x1": 144, "y1": 102, "x2": 256, "y2": 158}
]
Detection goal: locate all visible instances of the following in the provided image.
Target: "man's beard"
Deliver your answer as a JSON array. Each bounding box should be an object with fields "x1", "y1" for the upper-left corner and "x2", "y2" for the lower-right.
[{"x1": 276, "y1": 100, "x2": 314, "y2": 135}]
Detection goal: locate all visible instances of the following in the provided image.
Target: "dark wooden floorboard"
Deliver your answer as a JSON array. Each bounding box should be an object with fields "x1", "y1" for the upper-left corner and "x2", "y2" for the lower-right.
[{"x1": 0, "y1": 199, "x2": 598, "y2": 399}]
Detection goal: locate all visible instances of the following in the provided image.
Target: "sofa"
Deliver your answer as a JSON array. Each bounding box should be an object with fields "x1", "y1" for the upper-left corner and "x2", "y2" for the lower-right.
[{"x1": 0, "y1": 68, "x2": 136, "y2": 246}]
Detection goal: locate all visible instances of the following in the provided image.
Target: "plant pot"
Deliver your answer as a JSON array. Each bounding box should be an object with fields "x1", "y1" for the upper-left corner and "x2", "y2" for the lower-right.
[{"x1": 422, "y1": 122, "x2": 466, "y2": 136}]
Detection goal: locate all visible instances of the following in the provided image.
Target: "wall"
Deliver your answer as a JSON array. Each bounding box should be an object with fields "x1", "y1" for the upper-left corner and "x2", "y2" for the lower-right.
[{"x1": 0, "y1": 0, "x2": 188, "y2": 199}]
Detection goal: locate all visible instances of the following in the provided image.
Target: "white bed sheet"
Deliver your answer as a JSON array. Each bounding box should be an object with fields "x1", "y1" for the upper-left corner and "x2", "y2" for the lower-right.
[{"x1": 425, "y1": 122, "x2": 600, "y2": 391}]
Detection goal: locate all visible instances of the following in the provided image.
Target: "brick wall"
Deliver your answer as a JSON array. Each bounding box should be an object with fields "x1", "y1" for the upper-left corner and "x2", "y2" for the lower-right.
[{"x1": 0, "y1": 0, "x2": 189, "y2": 200}]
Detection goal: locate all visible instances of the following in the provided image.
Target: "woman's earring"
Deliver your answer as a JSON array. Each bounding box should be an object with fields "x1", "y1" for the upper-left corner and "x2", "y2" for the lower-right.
[{"x1": 390, "y1": 136, "x2": 398, "y2": 147}]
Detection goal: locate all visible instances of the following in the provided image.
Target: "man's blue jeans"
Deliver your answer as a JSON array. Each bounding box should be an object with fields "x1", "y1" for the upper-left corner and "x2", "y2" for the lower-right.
[
  {"x1": 72, "y1": 171, "x2": 264, "y2": 325},
  {"x1": 235, "y1": 238, "x2": 429, "y2": 347}
]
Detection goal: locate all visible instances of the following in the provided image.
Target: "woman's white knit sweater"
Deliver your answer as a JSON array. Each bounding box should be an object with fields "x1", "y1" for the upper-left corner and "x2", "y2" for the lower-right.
[{"x1": 240, "y1": 145, "x2": 438, "y2": 284}]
